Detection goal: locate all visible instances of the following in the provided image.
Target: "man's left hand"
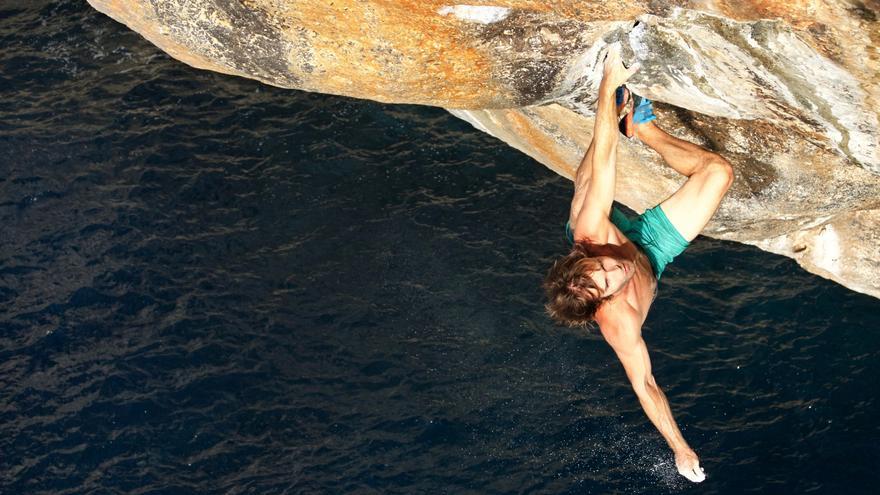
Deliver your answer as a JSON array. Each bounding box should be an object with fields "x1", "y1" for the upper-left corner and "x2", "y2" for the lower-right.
[{"x1": 675, "y1": 449, "x2": 706, "y2": 483}]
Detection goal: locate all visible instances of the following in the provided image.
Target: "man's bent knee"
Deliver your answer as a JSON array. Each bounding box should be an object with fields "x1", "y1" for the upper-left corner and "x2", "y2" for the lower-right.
[{"x1": 700, "y1": 154, "x2": 734, "y2": 192}]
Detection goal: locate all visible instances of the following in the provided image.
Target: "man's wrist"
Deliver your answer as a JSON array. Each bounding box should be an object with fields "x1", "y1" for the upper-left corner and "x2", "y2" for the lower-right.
[
  {"x1": 597, "y1": 81, "x2": 616, "y2": 99},
  {"x1": 672, "y1": 443, "x2": 693, "y2": 455}
]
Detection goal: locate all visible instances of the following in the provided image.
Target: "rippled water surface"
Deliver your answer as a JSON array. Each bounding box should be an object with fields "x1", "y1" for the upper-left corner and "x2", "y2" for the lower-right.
[{"x1": 2, "y1": 2, "x2": 880, "y2": 494}]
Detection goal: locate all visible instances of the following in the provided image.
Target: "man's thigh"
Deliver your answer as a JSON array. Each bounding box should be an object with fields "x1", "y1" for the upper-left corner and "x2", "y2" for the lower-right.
[{"x1": 658, "y1": 162, "x2": 732, "y2": 242}]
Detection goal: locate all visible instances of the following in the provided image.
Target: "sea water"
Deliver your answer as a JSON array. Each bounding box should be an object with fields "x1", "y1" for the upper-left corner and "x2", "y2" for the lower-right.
[{"x1": 2, "y1": 2, "x2": 879, "y2": 494}]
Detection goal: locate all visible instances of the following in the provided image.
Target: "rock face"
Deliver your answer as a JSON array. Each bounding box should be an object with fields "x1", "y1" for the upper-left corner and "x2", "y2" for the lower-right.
[{"x1": 87, "y1": 0, "x2": 880, "y2": 298}]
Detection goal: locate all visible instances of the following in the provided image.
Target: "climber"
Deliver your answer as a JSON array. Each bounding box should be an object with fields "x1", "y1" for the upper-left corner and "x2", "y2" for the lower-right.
[{"x1": 543, "y1": 44, "x2": 734, "y2": 483}]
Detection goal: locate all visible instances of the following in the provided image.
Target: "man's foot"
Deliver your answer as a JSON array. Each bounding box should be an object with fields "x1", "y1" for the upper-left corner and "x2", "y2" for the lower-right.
[
  {"x1": 616, "y1": 85, "x2": 634, "y2": 138},
  {"x1": 633, "y1": 94, "x2": 657, "y2": 126},
  {"x1": 617, "y1": 89, "x2": 657, "y2": 139}
]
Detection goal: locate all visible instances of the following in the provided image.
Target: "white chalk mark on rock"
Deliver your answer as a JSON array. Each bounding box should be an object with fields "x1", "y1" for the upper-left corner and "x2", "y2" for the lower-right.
[
  {"x1": 438, "y1": 5, "x2": 511, "y2": 24},
  {"x1": 812, "y1": 224, "x2": 842, "y2": 276}
]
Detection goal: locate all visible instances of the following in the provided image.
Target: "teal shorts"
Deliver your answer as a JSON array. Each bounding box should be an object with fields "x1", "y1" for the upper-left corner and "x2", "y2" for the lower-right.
[{"x1": 565, "y1": 206, "x2": 689, "y2": 279}]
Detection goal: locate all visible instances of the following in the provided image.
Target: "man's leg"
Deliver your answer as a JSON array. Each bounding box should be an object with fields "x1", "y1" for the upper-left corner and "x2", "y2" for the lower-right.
[{"x1": 634, "y1": 122, "x2": 734, "y2": 242}]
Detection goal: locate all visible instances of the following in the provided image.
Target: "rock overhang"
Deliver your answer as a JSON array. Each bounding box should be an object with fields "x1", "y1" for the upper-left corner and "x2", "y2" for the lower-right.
[{"x1": 86, "y1": 0, "x2": 880, "y2": 297}]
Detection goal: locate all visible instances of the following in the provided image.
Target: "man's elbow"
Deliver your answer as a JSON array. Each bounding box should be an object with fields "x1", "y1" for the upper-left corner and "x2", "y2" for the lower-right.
[{"x1": 631, "y1": 374, "x2": 659, "y2": 396}]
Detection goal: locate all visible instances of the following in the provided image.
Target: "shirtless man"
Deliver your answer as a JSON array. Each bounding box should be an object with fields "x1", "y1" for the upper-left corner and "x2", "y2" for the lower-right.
[{"x1": 543, "y1": 44, "x2": 734, "y2": 483}]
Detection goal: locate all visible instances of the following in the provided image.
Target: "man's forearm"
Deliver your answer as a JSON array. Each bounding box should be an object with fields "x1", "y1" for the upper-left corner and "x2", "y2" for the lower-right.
[
  {"x1": 573, "y1": 138, "x2": 595, "y2": 187},
  {"x1": 589, "y1": 83, "x2": 620, "y2": 173},
  {"x1": 633, "y1": 380, "x2": 691, "y2": 453}
]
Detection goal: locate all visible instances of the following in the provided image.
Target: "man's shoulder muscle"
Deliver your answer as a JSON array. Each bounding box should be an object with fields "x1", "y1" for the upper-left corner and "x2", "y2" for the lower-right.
[{"x1": 597, "y1": 302, "x2": 642, "y2": 349}]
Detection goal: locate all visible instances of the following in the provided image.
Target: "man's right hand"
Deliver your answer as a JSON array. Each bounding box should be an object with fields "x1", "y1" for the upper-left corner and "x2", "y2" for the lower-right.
[
  {"x1": 599, "y1": 43, "x2": 640, "y2": 94},
  {"x1": 675, "y1": 448, "x2": 707, "y2": 483}
]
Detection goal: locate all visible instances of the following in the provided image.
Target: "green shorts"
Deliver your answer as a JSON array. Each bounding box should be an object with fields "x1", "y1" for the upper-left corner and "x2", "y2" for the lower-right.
[{"x1": 565, "y1": 206, "x2": 689, "y2": 279}]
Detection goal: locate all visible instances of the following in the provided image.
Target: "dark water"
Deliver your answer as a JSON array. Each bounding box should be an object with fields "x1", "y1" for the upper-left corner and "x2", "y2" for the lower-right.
[{"x1": 2, "y1": 2, "x2": 879, "y2": 494}]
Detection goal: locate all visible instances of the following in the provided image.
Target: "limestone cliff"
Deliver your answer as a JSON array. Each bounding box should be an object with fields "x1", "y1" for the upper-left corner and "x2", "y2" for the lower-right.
[{"x1": 86, "y1": 0, "x2": 880, "y2": 297}]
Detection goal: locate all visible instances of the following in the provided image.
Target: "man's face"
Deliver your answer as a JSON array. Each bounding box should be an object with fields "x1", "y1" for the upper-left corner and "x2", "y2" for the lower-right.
[{"x1": 587, "y1": 256, "x2": 635, "y2": 298}]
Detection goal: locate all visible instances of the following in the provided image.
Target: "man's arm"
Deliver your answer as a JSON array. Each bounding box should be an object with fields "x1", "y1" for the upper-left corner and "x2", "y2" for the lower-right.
[
  {"x1": 600, "y1": 311, "x2": 707, "y2": 483},
  {"x1": 571, "y1": 44, "x2": 638, "y2": 242}
]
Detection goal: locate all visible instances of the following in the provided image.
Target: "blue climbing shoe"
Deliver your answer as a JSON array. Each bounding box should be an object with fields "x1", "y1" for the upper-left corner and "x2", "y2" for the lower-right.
[
  {"x1": 632, "y1": 94, "x2": 657, "y2": 125},
  {"x1": 617, "y1": 89, "x2": 656, "y2": 138}
]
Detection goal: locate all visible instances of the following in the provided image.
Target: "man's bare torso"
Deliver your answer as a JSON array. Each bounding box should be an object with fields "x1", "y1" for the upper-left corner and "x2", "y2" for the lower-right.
[{"x1": 594, "y1": 224, "x2": 657, "y2": 327}]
